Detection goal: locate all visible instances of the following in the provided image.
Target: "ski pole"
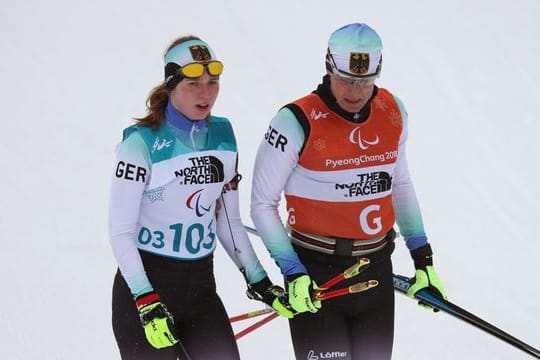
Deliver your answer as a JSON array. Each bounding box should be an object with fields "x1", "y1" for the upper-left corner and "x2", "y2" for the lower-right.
[
  {"x1": 234, "y1": 312, "x2": 280, "y2": 340},
  {"x1": 317, "y1": 257, "x2": 371, "y2": 291},
  {"x1": 176, "y1": 340, "x2": 192, "y2": 360},
  {"x1": 229, "y1": 308, "x2": 274, "y2": 323},
  {"x1": 315, "y1": 280, "x2": 379, "y2": 300},
  {"x1": 393, "y1": 274, "x2": 540, "y2": 359},
  {"x1": 313, "y1": 257, "x2": 374, "y2": 299}
]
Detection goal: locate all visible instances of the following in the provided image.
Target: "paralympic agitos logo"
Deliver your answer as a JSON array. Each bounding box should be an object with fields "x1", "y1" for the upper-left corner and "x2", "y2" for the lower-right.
[
  {"x1": 186, "y1": 189, "x2": 212, "y2": 217},
  {"x1": 349, "y1": 126, "x2": 379, "y2": 150}
]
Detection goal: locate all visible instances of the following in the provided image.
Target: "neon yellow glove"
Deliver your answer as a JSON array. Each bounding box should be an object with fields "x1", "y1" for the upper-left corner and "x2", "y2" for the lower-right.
[
  {"x1": 287, "y1": 274, "x2": 321, "y2": 314},
  {"x1": 136, "y1": 292, "x2": 179, "y2": 349},
  {"x1": 249, "y1": 277, "x2": 295, "y2": 318},
  {"x1": 408, "y1": 244, "x2": 447, "y2": 312}
]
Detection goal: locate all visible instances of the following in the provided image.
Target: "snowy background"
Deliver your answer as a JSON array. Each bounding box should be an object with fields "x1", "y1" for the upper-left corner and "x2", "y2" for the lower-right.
[{"x1": 1, "y1": 0, "x2": 539, "y2": 359}]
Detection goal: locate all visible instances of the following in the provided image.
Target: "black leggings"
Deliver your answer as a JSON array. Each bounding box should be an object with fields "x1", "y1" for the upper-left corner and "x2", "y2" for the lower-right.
[
  {"x1": 112, "y1": 252, "x2": 240, "y2": 360},
  {"x1": 289, "y1": 243, "x2": 395, "y2": 360}
]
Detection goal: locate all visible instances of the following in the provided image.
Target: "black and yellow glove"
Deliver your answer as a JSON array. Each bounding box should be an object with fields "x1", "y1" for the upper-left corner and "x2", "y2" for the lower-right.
[
  {"x1": 408, "y1": 243, "x2": 447, "y2": 312},
  {"x1": 135, "y1": 292, "x2": 179, "y2": 349},
  {"x1": 286, "y1": 273, "x2": 321, "y2": 314},
  {"x1": 248, "y1": 277, "x2": 295, "y2": 319}
]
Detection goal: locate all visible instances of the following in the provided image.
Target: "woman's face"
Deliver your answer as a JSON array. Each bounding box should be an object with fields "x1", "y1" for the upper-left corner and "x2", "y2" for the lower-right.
[
  {"x1": 329, "y1": 73, "x2": 375, "y2": 113},
  {"x1": 169, "y1": 72, "x2": 220, "y2": 120}
]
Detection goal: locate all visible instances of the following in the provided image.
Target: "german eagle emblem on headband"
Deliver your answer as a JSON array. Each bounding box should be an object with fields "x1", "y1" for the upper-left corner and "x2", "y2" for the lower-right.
[
  {"x1": 189, "y1": 45, "x2": 212, "y2": 61},
  {"x1": 349, "y1": 52, "x2": 370, "y2": 75}
]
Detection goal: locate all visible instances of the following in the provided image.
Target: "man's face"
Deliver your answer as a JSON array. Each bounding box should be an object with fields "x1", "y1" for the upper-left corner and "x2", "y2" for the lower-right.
[{"x1": 328, "y1": 72, "x2": 375, "y2": 113}]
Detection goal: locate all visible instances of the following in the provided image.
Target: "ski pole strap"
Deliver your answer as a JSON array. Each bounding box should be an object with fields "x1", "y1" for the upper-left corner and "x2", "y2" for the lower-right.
[{"x1": 289, "y1": 228, "x2": 395, "y2": 256}]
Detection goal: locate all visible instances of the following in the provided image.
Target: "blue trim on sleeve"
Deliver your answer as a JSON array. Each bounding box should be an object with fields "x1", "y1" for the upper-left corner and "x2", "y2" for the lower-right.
[{"x1": 405, "y1": 235, "x2": 428, "y2": 251}]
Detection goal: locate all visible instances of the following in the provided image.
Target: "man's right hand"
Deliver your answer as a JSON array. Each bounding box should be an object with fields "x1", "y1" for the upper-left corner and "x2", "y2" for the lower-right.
[{"x1": 287, "y1": 274, "x2": 321, "y2": 313}]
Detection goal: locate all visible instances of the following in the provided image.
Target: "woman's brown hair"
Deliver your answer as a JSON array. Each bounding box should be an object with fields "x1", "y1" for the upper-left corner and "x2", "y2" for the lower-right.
[{"x1": 134, "y1": 35, "x2": 201, "y2": 129}]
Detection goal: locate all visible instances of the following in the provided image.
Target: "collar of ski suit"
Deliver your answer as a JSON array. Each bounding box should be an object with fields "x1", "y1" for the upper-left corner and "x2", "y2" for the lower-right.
[{"x1": 165, "y1": 100, "x2": 207, "y2": 132}]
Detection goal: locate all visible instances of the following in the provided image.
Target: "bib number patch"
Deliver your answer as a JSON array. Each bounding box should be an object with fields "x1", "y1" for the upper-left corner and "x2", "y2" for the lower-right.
[{"x1": 137, "y1": 220, "x2": 216, "y2": 256}]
